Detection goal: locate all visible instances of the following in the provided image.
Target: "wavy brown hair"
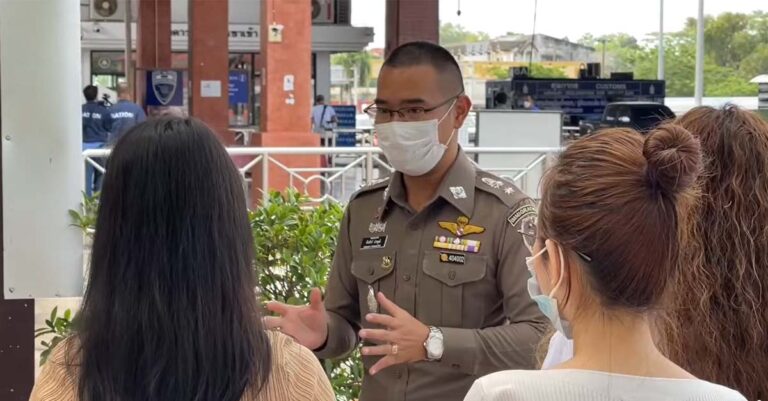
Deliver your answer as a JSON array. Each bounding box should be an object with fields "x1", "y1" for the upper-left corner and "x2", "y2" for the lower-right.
[{"x1": 660, "y1": 105, "x2": 768, "y2": 400}]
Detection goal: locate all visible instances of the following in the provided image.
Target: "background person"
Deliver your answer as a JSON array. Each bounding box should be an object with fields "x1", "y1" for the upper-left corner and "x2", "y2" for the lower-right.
[
  {"x1": 464, "y1": 126, "x2": 745, "y2": 400},
  {"x1": 30, "y1": 118, "x2": 334, "y2": 401},
  {"x1": 81, "y1": 84, "x2": 111, "y2": 196},
  {"x1": 108, "y1": 82, "x2": 146, "y2": 144},
  {"x1": 522, "y1": 95, "x2": 540, "y2": 111},
  {"x1": 265, "y1": 41, "x2": 548, "y2": 401},
  {"x1": 311, "y1": 94, "x2": 338, "y2": 137},
  {"x1": 659, "y1": 105, "x2": 768, "y2": 400}
]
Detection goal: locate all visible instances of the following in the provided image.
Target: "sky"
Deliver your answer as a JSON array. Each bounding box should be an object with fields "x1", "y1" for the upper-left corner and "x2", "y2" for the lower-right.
[{"x1": 351, "y1": 0, "x2": 767, "y2": 48}]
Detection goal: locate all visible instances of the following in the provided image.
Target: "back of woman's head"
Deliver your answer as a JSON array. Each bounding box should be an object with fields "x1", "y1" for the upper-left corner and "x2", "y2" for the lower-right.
[
  {"x1": 661, "y1": 105, "x2": 768, "y2": 399},
  {"x1": 538, "y1": 125, "x2": 701, "y2": 311},
  {"x1": 77, "y1": 117, "x2": 270, "y2": 401}
]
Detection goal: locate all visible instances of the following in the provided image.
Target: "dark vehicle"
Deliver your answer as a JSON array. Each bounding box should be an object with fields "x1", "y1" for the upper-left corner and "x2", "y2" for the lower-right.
[{"x1": 580, "y1": 102, "x2": 675, "y2": 136}]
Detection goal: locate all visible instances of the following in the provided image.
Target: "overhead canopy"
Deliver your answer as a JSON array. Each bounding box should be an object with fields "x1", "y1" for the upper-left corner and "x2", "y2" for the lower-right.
[{"x1": 750, "y1": 75, "x2": 768, "y2": 84}]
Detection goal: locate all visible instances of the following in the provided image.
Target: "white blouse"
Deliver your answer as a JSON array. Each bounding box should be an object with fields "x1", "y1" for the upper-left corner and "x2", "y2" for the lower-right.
[{"x1": 464, "y1": 369, "x2": 747, "y2": 401}]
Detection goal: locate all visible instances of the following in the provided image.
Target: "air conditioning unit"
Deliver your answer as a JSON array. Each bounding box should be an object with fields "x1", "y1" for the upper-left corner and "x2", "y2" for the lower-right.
[
  {"x1": 336, "y1": 0, "x2": 351, "y2": 24},
  {"x1": 312, "y1": 0, "x2": 335, "y2": 24},
  {"x1": 90, "y1": 0, "x2": 125, "y2": 21}
]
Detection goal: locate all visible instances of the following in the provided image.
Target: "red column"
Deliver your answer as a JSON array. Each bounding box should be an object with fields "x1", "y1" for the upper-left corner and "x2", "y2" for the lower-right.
[
  {"x1": 252, "y1": 0, "x2": 320, "y2": 204},
  {"x1": 189, "y1": 0, "x2": 231, "y2": 143},
  {"x1": 385, "y1": 0, "x2": 439, "y2": 57},
  {"x1": 135, "y1": 0, "x2": 171, "y2": 104}
]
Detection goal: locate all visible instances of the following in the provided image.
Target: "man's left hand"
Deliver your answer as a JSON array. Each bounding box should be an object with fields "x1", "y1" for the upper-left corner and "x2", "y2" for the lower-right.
[{"x1": 360, "y1": 292, "x2": 430, "y2": 375}]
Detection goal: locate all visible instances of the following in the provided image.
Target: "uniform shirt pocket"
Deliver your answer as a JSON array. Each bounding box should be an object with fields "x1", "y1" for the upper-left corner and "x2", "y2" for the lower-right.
[{"x1": 421, "y1": 251, "x2": 488, "y2": 327}]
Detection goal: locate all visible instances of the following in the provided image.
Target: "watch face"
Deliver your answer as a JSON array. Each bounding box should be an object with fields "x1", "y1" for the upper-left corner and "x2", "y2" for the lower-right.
[{"x1": 427, "y1": 336, "x2": 443, "y2": 356}]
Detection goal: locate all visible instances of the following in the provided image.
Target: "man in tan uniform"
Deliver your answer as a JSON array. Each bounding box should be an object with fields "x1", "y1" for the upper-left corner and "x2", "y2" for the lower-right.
[{"x1": 266, "y1": 42, "x2": 548, "y2": 401}]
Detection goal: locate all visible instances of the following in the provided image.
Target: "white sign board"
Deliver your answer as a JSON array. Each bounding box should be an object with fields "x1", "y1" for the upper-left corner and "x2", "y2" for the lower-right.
[
  {"x1": 200, "y1": 80, "x2": 222, "y2": 98},
  {"x1": 476, "y1": 110, "x2": 562, "y2": 199}
]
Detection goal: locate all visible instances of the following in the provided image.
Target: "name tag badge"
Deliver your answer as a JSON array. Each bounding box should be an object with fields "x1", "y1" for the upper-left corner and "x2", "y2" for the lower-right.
[
  {"x1": 361, "y1": 236, "x2": 388, "y2": 250},
  {"x1": 440, "y1": 252, "x2": 466, "y2": 265}
]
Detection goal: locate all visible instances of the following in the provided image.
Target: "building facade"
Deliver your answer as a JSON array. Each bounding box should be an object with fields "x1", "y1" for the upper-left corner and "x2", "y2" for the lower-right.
[
  {"x1": 447, "y1": 34, "x2": 595, "y2": 63},
  {"x1": 79, "y1": 0, "x2": 373, "y2": 129}
]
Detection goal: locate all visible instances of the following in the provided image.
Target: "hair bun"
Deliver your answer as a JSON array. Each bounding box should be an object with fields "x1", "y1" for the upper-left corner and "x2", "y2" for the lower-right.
[{"x1": 643, "y1": 124, "x2": 702, "y2": 196}]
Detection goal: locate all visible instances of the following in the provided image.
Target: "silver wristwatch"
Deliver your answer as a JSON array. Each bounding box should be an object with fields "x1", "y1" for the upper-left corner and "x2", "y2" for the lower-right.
[{"x1": 424, "y1": 326, "x2": 444, "y2": 361}]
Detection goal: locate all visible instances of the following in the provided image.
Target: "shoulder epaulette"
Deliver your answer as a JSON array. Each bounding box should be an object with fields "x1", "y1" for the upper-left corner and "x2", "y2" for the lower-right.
[
  {"x1": 348, "y1": 176, "x2": 391, "y2": 203},
  {"x1": 475, "y1": 170, "x2": 530, "y2": 208}
]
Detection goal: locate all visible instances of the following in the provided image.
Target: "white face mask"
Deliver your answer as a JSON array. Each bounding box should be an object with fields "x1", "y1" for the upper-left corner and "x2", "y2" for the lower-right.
[
  {"x1": 523, "y1": 101, "x2": 532, "y2": 109},
  {"x1": 375, "y1": 102, "x2": 457, "y2": 176}
]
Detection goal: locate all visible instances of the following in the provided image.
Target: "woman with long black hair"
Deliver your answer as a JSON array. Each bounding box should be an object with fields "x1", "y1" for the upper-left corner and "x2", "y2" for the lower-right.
[{"x1": 30, "y1": 117, "x2": 334, "y2": 401}]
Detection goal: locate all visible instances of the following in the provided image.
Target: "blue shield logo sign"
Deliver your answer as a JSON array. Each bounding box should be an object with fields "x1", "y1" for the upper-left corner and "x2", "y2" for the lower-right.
[{"x1": 151, "y1": 70, "x2": 178, "y2": 106}]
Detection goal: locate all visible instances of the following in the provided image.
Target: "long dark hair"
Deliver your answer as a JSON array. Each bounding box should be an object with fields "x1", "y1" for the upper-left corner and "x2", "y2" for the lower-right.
[{"x1": 75, "y1": 117, "x2": 271, "y2": 401}]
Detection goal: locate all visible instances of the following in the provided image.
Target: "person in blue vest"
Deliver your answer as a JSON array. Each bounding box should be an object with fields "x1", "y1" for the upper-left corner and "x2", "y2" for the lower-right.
[
  {"x1": 522, "y1": 95, "x2": 541, "y2": 111},
  {"x1": 109, "y1": 82, "x2": 147, "y2": 144},
  {"x1": 82, "y1": 85, "x2": 111, "y2": 197}
]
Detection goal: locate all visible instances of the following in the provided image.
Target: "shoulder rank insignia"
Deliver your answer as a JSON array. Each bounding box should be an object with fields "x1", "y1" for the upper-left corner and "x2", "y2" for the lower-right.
[
  {"x1": 439, "y1": 216, "x2": 485, "y2": 237},
  {"x1": 481, "y1": 177, "x2": 505, "y2": 189}
]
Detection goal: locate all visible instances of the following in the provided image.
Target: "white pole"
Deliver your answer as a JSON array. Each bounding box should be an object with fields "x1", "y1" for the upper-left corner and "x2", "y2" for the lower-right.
[
  {"x1": 352, "y1": 66, "x2": 359, "y2": 109},
  {"x1": 0, "y1": 0, "x2": 84, "y2": 298},
  {"x1": 694, "y1": 0, "x2": 705, "y2": 105},
  {"x1": 658, "y1": 0, "x2": 665, "y2": 80}
]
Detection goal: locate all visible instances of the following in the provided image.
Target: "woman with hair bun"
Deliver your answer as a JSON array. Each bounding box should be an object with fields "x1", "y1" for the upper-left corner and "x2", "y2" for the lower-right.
[{"x1": 464, "y1": 126, "x2": 746, "y2": 400}]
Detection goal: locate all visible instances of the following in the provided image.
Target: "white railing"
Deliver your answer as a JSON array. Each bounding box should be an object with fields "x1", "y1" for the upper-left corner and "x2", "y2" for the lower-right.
[{"x1": 83, "y1": 146, "x2": 560, "y2": 204}]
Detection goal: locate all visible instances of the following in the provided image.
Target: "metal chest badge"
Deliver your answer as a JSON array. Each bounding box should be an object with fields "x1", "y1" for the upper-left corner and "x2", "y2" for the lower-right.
[
  {"x1": 381, "y1": 256, "x2": 393, "y2": 270},
  {"x1": 438, "y1": 216, "x2": 485, "y2": 237}
]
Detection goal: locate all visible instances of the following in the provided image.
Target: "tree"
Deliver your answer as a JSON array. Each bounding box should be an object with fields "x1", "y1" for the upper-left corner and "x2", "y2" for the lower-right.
[
  {"x1": 741, "y1": 44, "x2": 768, "y2": 78},
  {"x1": 440, "y1": 23, "x2": 490, "y2": 46},
  {"x1": 332, "y1": 52, "x2": 372, "y2": 87},
  {"x1": 585, "y1": 11, "x2": 766, "y2": 97}
]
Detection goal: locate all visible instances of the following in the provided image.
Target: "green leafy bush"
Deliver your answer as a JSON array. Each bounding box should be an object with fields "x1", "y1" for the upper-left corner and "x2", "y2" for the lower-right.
[
  {"x1": 34, "y1": 307, "x2": 77, "y2": 366},
  {"x1": 252, "y1": 190, "x2": 361, "y2": 401},
  {"x1": 68, "y1": 192, "x2": 99, "y2": 236},
  {"x1": 44, "y1": 190, "x2": 362, "y2": 399}
]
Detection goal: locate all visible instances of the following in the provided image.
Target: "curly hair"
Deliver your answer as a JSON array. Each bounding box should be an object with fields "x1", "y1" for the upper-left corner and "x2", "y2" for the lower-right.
[{"x1": 660, "y1": 105, "x2": 768, "y2": 400}]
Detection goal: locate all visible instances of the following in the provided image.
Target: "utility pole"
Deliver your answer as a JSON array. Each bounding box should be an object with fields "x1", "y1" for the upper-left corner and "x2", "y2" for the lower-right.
[
  {"x1": 658, "y1": 0, "x2": 665, "y2": 80},
  {"x1": 694, "y1": 0, "x2": 705, "y2": 105}
]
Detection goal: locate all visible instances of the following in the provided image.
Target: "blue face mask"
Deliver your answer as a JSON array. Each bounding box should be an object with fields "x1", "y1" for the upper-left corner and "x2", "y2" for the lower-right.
[{"x1": 526, "y1": 243, "x2": 573, "y2": 339}]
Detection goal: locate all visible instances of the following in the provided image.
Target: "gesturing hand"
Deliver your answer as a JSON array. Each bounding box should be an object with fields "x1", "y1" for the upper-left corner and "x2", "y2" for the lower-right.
[
  {"x1": 360, "y1": 292, "x2": 430, "y2": 375},
  {"x1": 264, "y1": 288, "x2": 329, "y2": 351}
]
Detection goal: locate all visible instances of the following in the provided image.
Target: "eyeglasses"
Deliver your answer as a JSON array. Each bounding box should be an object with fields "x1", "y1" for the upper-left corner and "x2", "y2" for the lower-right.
[
  {"x1": 518, "y1": 222, "x2": 593, "y2": 263},
  {"x1": 364, "y1": 92, "x2": 463, "y2": 123}
]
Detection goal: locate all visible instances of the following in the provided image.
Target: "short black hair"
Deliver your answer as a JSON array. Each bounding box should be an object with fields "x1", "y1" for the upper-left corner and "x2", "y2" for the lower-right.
[
  {"x1": 383, "y1": 41, "x2": 465, "y2": 94},
  {"x1": 83, "y1": 85, "x2": 98, "y2": 102},
  {"x1": 315, "y1": 94, "x2": 325, "y2": 103}
]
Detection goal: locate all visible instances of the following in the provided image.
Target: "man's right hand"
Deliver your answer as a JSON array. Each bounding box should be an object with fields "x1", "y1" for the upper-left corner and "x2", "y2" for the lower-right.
[{"x1": 264, "y1": 288, "x2": 329, "y2": 351}]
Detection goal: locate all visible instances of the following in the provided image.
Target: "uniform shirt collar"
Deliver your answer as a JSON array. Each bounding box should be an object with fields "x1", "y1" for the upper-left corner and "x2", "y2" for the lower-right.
[
  {"x1": 380, "y1": 148, "x2": 476, "y2": 219},
  {"x1": 436, "y1": 148, "x2": 476, "y2": 217}
]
